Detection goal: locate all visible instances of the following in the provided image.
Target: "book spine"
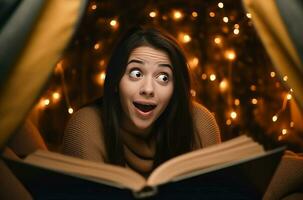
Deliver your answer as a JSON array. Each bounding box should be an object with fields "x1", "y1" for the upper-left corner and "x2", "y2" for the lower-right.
[{"x1": 132, "y1": 186, "x2": 158, "y2": 199}]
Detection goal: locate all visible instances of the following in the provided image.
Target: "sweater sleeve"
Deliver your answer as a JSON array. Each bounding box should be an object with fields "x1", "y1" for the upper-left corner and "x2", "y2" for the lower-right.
[
  {"x1": 62, "y1": 105, "x2": 106, "y2": 162},
  {"x1": 192, "y1": 102, "x2": 221, "y2": 148}
]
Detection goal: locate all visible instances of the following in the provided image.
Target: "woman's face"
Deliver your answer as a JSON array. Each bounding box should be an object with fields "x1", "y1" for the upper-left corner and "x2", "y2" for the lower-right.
[{"x1": 119, "y1": 46, "x2": 174, "y2": 136}]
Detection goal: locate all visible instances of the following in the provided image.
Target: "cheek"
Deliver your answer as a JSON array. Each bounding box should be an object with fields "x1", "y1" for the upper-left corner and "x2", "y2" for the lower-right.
[{"x1": 159, "y1": 84, "x2": 174, "y2": 106}]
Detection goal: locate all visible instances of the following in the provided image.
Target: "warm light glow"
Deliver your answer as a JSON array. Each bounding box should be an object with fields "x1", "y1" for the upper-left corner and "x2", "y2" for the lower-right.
[
  {"x1": 68, "y1": 107, "x2": 74, "y2": 114},
  {"x1": 189, "y1": 57, "x2": 199, "y2": 69},
  {"x1": 190, "y1": 89, "x2": 196, "y2": 97},
  {"x1": 209, "y1": 12, "x2": 215, "y2": 17},
  {"x1": 283, "y1": 75, "x2": 288, "y2": 81},
  {"x1": 110, "y1": 19, "x2": 119, "y2": 29},
  {"x1": 219, "y1": 79, "x2": 228, "y2": 92},
  {"x1": 290, "y1": 121, "x2": 294, "y2": 127},
  {"x1": 234, "y1": 24, "x2": 240, "y2": 29},
  {"x1": 182, "y1": 34, "x2": 191, "y2": 43},
  {"x1": 94, "y1": 42, "x2": 101, "y2": 50},
  {"x1": 173, "y1": 10, "x2": 183, "y2": 20},
  {"x1": 218, "y1": 2, "x2": 224, "y2": 8},
  {"x1": 251, "y1": 98, "x2": 258, "y2": 105},
  {"x1": 246, "y1": 13, "x2": 252, "y2": 18},
  {"x1": 234, "y1": 99, "x2": 240, "y2": 106},
  {"x1": 55, "y1": 60, "x2": 63, "y2": 73},
  {"x1": 223, "y1": 17, "x2": 229, "y2": 23},
  {"x1": 52, "y1": 92, "x2": 60, "y2": 100},
  {"x1": 44, "y1": 99, "x2": 50, "y2": 106},
  {"x1": 192, "y1": 11, "x2": 198, "y2": 17},
  {"x1": 96, "y1": 70, "x2": 106, "y2": 86},
  {"x1": 287, "y1": 93, "x2": 292, "y2": 100},
  {"x1": 214, "y1": 36, "x2": 222, "y2": 45},
  {"x1": 201, "y1": 73, "x2": 207, "y2": 80},
  {"x1": 250, "y1": 85, "x2": 256, "y2": 91},
  {"x1": 230, "y1": 111, "x2": 237, "y2": 119},
  {"x1": 270, "y1": 71, "x2": 276, "y2": 78},
  {"x1": 272, "y1": 115, "x2": 278, "y2": 122},
  {"x1": 225, "y1": 49, "x2": 236, "y2": 61},
  {"x1": 282, "y1": 129, "x2": 287, "y2": 135},
  {"x1": 149, "y1": 11, "x2": 157, "y2": 18},
  {"x1": 209, "y1": 74, "x2": 216, "y2": 81},
  {"x1": 91, "y1": 4, "x2": 97, "y2": 10},
  {"x1": 290, "y1": 88, "x2": 293, "y2": 92},
  {"x1": 99, "y1": 59, "x2": 105, "y2": 66},
  {"x1": 233, "y1": 29, "x2": 240, "y2": 35},
  {"x1": 226, "y1": 119, "x2": 232, "y2": 125}
]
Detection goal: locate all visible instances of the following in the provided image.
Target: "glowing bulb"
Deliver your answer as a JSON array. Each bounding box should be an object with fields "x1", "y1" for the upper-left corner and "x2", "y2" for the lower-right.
[
  {"x1": 214, "y1": 37, "x2": 222, "y2": 45},
  {"x1": 218, "y1": 2, "x2": 224, "y2": 8},
  {"x1": 52, "y1": 92, "x2": 60, "y2": 100},
  {"x1": 182, "y1": 34, "x2": 191, "y2": 43},
  {"x1": 91, "y1": 4, "x2": 97, "y2": 10},
  {"x1": 219, "y1": 79, "x2": 228, "y2": 92},
  {"x1": 283, "y1": 76, "x2": 288, "y2": 81},
  {"x1": 192, "y1": 11, "x2": 198, "y2": 17},
  {"x1": 234, "y1": 24, "x2": 240, "y2": 29},
  {"x1": 226, "y1": 119, "x2": 232, "y2": 125},
  {"x1": 190, "y1": 89, "x2": 196, "y2": 97},
  {"x1": 223, "y1": 17, "x2": 229, "y2": 23},
  {"x1": 246, "y1": 13, "x2": 252, "y2": 18},
  {"x1": 189, "y1": 57, "x2": 199, "y2": 69},
  {"x1": 209, "y1": 12, "x2": 215, "y2": 17},
  {"x1": 209, "y1": 74, "x2": 216, "y2": 81},
  {"x1": 173, "y1": 11, "x2": 183, "y2": 20},
  {"x1": 149, "y1": 11, "x2": 157, "y2": 18},
  {"x1": 250, "y1": 85, "x2": 256, "y2": 91},
  {"x1": 201, "y1": 73, "x2": 207, "y2": 80},
  {"x1": 44, "y1": 99, "x2": 50, "y2": 106},
  {"x1": 234, "y1": 99, "x2": 240, "y2": 106},
  {"x1": 68, "y1": 107, "x2": 74, "y2": 114},
  {"x1": 290, "y1": 121, "x2": 294, "y2": 127},
  {"x1": 270, "y1": 71, "x2": 276, "y2": 77},
  {"x1": 94, "y1": 43, "x2": 101, "y2": 50},
  {"x1": 251, "y1": 98, "x2": 258, "y2": 104},
  {"x1": 225, "y1": 50, "x2": 236, "y2": 60},
  {"x1": 287, "y1": 93, "x2": 292, "y2": 100},
  {"x1": 272, "y1": 115, "x2": 278, "y2": 122},
  {"x1": 110, "y1": 19, "x2": 117, "y2": 26},
  {"x1": 233, "y1": 28, "x2": 240, "y2": 35},
  {"x1": 282, "y1": 129, "x2": 287, "y2": 135},
  {"x1": 230, "y1": 111, "x2": 237, "y2": 119}
]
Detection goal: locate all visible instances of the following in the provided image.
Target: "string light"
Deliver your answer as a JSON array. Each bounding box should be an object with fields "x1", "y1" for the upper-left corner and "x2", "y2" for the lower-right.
[
  {"x1": 233, "y1": 28, "x2": 240, "y2": 35},
  {"x1": 286, "y1": 93, "x2": 292, "y2": 100},
  {"x1": 68, "y1": 107, "x2": 74, "y2": 114},
  {"x1": 290, "y1": 121, "x2": 294, "y2": 127},
  {"x1": 94, "y1": 42, "x2": 101, "y2": 50},
  {"x1": 219, "y1": 79, "x2": 229, "y2": 92},
  {"x1": 190, "y1": 89, "x2": 196, "y2": 97},
  {"x1": 246, "y1": 13, "x2": 252, "y2": 18},
  {"x1": 234, "y1": 99, "x2": 240, "y2": 106},
  {"x1": 179, "y1": 33, "x2": 191, "y2": 43},
  {"x1": 149, "y1": 11, "x2": 157, "y2": 18},
  {"x1": 218, "y1": 2, "x2": 224, "y2": 8},
  {"x1": 209, "y1": 74, "x2": 216, "y2": 81},
  {"x1": 189, "y1": 57, "x2": 199, "y2": 69},
  {"x1": 283, "y1": 75, "x2": 288, "y2": 81},
  {"x1": 230, "y1": 111, "x2": 237, "y2": 119},
  {"x1": 214, "y1": 36, "x2": 222, "y2": 45},
  {"x1": 223, "y1": 17, "x2": 229, "y2": 23},
  {"x1": 110, "y1": 19, "x2": 119, "y2": 29},
  {"x1": 250, "y1": 85, "x2": 256, "y2": 91},
  {"x1": 234, "y1": 24, "x2": 240, "y2": 29},
  {"x1": 270, "y1": 71, "x2": 276, "y2": 78},
  {"x1": 226, "y1": 119, "x2": 232, "y2": 125},
  {"x1": 91, "y1": 4, "x2": 97, "y2": 10},
  {"x1": 251, "y1": 98, "x2": 258, "y2": 105},
  {"x1": 201, "y1": 73, "x2": 207, "y2": 80},
  {"x1": 192, "y1": 11, "x2": 198, "y2": 17},
  {"x1": 272, "y1": 115, "x2": 278, "y2": 122},
  {"x1": 44, "y1": 99, "x2": 50, "y2": 106},
  {"x1": 225, "y1": 49, "x2": 236, "y2": 61},
  {"x1": 281, "y1": 129, "x2": 288, "y2": 135},
  {"x1": 95, "y1": 70, "x2": 106, "y2": 86},
  {"x1": 173, "y1": 10, "x2": 183, "y2": 20},
  {"x1": 209, "y1": 12, "x2": 215, "y2": 17}
]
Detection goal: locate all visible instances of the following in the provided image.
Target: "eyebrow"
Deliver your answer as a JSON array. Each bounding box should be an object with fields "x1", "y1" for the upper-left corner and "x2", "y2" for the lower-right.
[{"x1": 127, "y1": 59, "x2": 172, "y2": 68}]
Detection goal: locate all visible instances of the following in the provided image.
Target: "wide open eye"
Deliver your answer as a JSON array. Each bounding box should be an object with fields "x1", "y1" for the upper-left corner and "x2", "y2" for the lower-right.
[
  {"x1": 156, "y1": 73, "x2": 169, "y2": 83},
  {"x1": 129, "y1": 69, "x2": 142, "y2": 79}
]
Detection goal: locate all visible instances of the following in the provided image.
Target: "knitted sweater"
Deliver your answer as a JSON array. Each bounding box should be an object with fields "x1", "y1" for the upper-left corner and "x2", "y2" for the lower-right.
[{"x1": 62, "y1": 101, "x2": 221, "y2": 175}]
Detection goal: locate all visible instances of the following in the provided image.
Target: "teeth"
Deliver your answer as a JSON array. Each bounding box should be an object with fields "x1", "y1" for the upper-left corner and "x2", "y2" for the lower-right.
[{"x1": 133, "y1": 102, "x2": 156, "y2": 113}]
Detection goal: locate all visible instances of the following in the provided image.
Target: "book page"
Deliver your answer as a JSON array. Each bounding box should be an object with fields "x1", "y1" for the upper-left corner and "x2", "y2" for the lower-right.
[
  {"x1": 147, "y1": 135, "x2": 264, "y2": 186},
  {"x1": 24, "y1": 150, "x2": 146, "y2": 191}
]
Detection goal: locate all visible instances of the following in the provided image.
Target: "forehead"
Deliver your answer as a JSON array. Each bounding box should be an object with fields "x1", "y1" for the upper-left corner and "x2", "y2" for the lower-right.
[{"x1": 128, "y1": 46, "x2": 171, "y2": 64}]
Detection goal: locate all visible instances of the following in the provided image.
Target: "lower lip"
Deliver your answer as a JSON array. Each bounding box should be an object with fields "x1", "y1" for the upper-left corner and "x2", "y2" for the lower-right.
[{"x1": 134, "y1": 107, "x2": 154, "y2": 118}]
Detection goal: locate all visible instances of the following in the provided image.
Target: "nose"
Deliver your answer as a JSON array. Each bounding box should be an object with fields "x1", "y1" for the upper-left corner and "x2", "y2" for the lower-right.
[{"x1": 139, "y1": 77, "x2": 154, "y2": 97}]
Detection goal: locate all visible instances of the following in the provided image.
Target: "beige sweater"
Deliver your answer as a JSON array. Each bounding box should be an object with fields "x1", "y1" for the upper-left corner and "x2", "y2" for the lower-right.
[{"x1": 62, "y1": 101, "x2": 221, "y2": 175}]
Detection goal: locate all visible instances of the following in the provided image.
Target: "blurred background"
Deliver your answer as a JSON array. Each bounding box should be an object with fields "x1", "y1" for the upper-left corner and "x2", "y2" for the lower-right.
[{"x1": 26, "y1": 0, "x2": 303, "y2": 152}]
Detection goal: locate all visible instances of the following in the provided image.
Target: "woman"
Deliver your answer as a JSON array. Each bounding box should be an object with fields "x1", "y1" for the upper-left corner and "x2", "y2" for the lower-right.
[{"x1": 62, "y1": 26, "x2": 221, "y2": 177}]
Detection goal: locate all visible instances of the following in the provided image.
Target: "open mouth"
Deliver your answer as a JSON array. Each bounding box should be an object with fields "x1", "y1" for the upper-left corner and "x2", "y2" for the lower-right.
[{"x1": 133, "y1": 102, "x2": 157, "y2": 113}]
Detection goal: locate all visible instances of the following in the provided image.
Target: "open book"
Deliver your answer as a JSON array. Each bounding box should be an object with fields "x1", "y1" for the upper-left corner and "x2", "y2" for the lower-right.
[{"x1": 4, "y1": 135, "x2": 284, "y2": 199}]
